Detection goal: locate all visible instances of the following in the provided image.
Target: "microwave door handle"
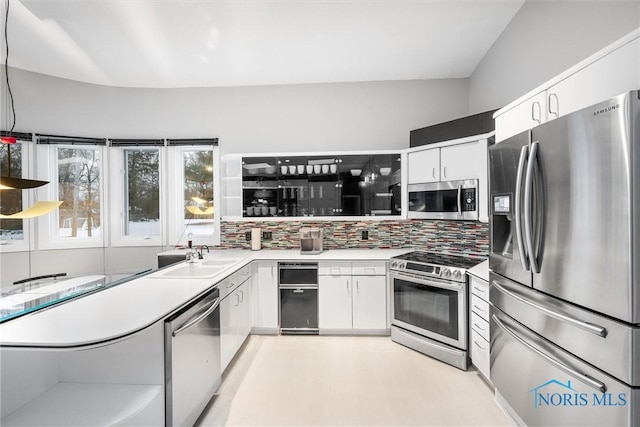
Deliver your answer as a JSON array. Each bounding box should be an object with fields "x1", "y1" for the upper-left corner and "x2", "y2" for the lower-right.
[
  {"x1": 457, "y1": 185, "x2": 462, "y2": 217},
  {"x1": 524, "y1": 141, "x2": 540, "y2": 273},
  {"x1": 515, "y1": 145, "x2": 530, "y2": 271}
]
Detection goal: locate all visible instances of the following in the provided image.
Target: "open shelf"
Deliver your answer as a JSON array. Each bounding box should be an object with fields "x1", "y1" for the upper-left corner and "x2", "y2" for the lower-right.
[{"x1": 1, "y1": 382, "x2": 162, "y2": 426}]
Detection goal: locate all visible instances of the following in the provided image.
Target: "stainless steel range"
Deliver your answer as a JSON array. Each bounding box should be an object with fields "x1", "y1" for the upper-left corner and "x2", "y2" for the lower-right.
[{"x1": 390, "y1": 251, "x2": 484, "y2": 370}]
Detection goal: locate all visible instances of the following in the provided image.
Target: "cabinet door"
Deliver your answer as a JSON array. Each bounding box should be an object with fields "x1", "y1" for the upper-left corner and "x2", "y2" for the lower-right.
[
  {"x1": 470, "y1": 331, "x2": 491, "y2": 383},
  {"x1": 220, "y1": 295, "x2": 235, "y2": 371},
  {"x1": 252, "y1": 262, "x2": 278, "y2": 330},
  {"x1": 352, "y1": 275, "x2": 387, "y2": 330},
  {"x1": 439, "y1": 141, "x2": 480, "y2": 181},
  {"x1": 237, "y1": 281, "x2": 251, "y2": 345},
  {"x1": 494, "y1": 91, "x2": 547, "y2": 142},
  {"x1": 407, "y1": 148, "x2": 440, "y2": 184},
  {"x1": 546, "y1": 37, "x2": 640, "y2": 120},
  {"x1": 318, "y1": 275, "x2": 352, "y2": 329}
]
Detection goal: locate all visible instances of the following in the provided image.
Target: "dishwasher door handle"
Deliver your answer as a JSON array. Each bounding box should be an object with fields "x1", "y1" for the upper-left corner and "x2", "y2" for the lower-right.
[{"x1": 172, "y1": 297, "x2": 220, "y2": 337}]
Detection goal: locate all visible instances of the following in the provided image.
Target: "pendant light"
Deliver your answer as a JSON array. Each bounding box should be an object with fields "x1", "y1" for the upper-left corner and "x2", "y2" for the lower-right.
[{"x1": 1, "y1": 0, "x2": 60, "y2": 217}]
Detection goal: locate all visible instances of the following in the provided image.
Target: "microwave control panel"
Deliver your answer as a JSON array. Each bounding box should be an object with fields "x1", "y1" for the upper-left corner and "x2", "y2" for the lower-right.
[{"x1": 462, "y1": 188, "x2": 476, "y2": 212}]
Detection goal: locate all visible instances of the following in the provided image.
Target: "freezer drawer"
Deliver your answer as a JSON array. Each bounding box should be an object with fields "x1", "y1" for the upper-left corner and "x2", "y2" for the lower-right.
[
  {"x1": 491, "y1": 308, "x2": 639, "y2": 427},
  {"x1": 491, "y1": 273, "x2": 640, "y2": 387}
]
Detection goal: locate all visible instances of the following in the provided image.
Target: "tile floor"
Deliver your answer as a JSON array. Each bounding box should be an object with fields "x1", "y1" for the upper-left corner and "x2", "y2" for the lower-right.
[{"x1": 197, "y1": 335, "x2": 512, "y2": 426}]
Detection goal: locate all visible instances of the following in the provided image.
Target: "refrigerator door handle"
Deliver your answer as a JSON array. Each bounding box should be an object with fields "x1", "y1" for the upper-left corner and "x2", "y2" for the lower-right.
[
  {"x1": 492, "y1": 313, "x2": 607, "y2": 393},
  {"x1": 524, "y1": 141, "x2": 540, "y2": 273},
  {"x1": 515, "y1": 145, "x2": 529, "y2": 271},
  {"x1": 492, "y1": 280, "x2": 608, "y2": 337},
  {"x1": 457, "y1": 185, "x2": 462, "y2": 217}
]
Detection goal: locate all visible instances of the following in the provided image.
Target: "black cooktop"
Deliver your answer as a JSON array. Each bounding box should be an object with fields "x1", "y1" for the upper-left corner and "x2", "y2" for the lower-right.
[{"x1": 393, "y1": 251, "x2": 484, "y2": 269}]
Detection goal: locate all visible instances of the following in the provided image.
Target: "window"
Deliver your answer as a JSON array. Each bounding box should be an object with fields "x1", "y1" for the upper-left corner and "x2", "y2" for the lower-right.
[
  {"x1": 57, "y1": 147, "x2": 102, "y2": 239},
  {"x1": 124, "y1": 149, "x2": 160, "y2": 237},
  {"x1": 36, "y1": 143, "x2": 105, "y2": 249},
  {"x1": 183, "y1": 150, "x2": 214, "y2": 236},
  {"x1": 166, "y1": 143, "x2": 220, "y2": 247},
  {"x1": 0, "y1": 141, "x2": 24, "y2": 243}
]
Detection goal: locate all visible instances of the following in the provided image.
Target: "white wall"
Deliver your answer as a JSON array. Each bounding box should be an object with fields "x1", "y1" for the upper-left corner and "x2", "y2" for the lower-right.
[
  {"x1": 469, "y1": 0, "x2": 640, "y2": 114},
  {"x1": 4, "y1": 68, "x2": 469, "y2": 155},
  {"x1": 1, "y1": 68, "x2": 468, "y2": 284}
]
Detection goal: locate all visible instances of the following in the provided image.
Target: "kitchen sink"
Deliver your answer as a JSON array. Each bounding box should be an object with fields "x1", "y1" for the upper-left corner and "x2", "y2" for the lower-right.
[
  {"x1": 151, "y1": 263, "x2": 225, "y2": 279},
  {"x1": 201, "y1": 258, "x2": 242, "y2": 267}
]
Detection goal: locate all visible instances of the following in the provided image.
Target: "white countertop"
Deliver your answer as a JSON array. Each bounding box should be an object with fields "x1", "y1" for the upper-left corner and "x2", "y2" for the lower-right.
[
  {"x1": 0, "y1": 249, "x2": 410, "y2": 348},
  {"x1": 467, "y1": 259, "x2": 489, "y2": 282}
]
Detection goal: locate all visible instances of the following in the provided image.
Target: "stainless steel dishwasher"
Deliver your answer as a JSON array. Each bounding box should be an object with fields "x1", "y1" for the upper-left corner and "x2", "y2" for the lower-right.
[
  {"x1": 165, "y1": 286, "x2": 221, "y2": 427},
  {"x1": 279, "y1": 262, "x2": 318, "y2": 334}
]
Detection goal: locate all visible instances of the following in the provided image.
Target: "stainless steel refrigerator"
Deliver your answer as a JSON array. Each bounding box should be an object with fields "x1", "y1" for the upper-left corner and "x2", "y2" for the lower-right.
[{"x1": 489, "y1": 91, "x2": 640, "y2": 426}]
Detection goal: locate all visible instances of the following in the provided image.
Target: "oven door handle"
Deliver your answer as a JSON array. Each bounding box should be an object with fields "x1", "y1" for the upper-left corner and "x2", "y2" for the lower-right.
[
  {"x1": 391, "y1": 272, "x2": 464, "y2": 292},
  {"x1": 457, "y1": 185, "x2": 462, "y2": 217}
]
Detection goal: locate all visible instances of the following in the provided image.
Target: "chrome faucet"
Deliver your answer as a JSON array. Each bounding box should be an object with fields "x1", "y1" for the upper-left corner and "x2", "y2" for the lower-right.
[
  {"x1": 186, "y1": 250, "x2": 198, "y2": 263},
  {"x1": 197, "y1": 245, "x2": 210, "y2": 260}
]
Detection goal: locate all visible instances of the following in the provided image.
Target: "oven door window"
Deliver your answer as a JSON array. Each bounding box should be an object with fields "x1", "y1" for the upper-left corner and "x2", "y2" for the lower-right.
[
  {"x1": 409, "y1": 189, "x2": 459, "y2": 213},
  {"x1": 393, "y1": 277, "x2": 458, "y2": 340}
]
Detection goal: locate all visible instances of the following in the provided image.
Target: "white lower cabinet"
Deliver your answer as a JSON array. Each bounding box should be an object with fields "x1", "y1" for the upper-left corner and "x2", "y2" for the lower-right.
[
  {"x1": 469, "y1": 274, "x2": 492, "y2": 385},
  {"x1": 250, "y1": 261, "x2": 278, "y2": 333},
  {"x1": 319, "y1": 275, "x2": 353, "y2": 329},
  {"x1": 221, "y1": 277, "x2": 252, "y2": 372},
  {"x1": 318, "y1": 262, "x2": 388, "y2": 333},
  {"x1": 352, "y1": 275, "x2": 387, "y2": 330}
]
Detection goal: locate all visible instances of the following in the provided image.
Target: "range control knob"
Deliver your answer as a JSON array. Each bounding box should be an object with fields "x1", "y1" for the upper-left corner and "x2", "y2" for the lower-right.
[
  {"x1": 442, "y1": 268, "x2": 451, "y2": 278},
  {"x1": 453, "y1": 270, "x2": 462, "y2": 280}
]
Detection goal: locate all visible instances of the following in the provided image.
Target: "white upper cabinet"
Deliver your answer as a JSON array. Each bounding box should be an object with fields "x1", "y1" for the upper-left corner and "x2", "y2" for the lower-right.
[
  {"x1": 407, "y1": 139, "x2": 485, "y2": 185},
  {"x1": 495, "y1": 30, "x2": 640, "y2": 142},
  {"x1": 494, "y1": 91, "x2": 547, "y2": 143},
  {"x1": 439, "y1": 141, "x2": 481, "y2": 182},
  {"x1": 407, "y1": 147, "x2": 440, "y2": 184},
  {"x1": 546, "y1": 37, "x2": 640, "y2": 120}
]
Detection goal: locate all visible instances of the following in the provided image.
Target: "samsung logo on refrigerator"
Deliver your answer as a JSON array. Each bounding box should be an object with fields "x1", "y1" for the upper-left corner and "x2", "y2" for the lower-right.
[{"x1": 593, "y1": 104, "x2": 620, "y2": 116}]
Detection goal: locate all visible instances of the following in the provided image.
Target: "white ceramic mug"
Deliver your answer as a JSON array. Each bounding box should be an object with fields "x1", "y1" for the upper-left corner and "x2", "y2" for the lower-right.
[
  {"x1": 281, "y1": 165, "x2": 288, "y2": 175},
  {"x1": 246, "y1": 206, "x2": 254, "y2": 216},
  {"x1": 313, "y1": 164, "x2": 321, "y2": 174},
  {"x1": 330, "y1": 164, "x2": 337, "y2": 173},
  {"x1": 306, "y1": 165, "x2": 313, "y2": 174},
  {"x1": 269, "y1": 206, "x2": 277, "y2": 215},
  {"x1": 261, "y1": 206, "x2": 269, "y2": 215},
  {"x1": 322, "y1": 164, "x2": 329, "y2": 174},
  {"x1": 289, "y1": 165, "x2": 297, "y2": 174},
  {"x1": 297, "y1": 165, "x2": 305, "y2": 174}
]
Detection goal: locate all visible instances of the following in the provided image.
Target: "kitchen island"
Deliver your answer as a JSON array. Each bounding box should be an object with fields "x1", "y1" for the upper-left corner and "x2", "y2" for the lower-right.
[{"x1": 0, "y1": 248, "x2": 409, "y2": 426}]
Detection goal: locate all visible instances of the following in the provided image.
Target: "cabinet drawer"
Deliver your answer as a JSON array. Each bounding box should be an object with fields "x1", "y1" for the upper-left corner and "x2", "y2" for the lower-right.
[
  {"x1": 469, "y1": 275, "x2": 489, "y2": 302},
  {"x1": 470, "y1": 295, "x2": 490, "y2": 321},
  {"x1": 319, "y1": 262, "x2": 352, "y2": 276},
  {"x1": 470, "y1": 330, "x2": 490, "y2": 382},
  {"x1": 351, "y1": 261, "x2": 386, "y2": 276},
  {"x1": 471, "y1": 311, "x2": 490, "y2": 342},
  {"x1": 236, "y1": 264, "x2": 252, "y2": 284}
]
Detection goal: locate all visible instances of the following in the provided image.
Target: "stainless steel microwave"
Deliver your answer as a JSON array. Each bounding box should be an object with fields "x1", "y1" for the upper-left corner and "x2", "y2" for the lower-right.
[{"x1": 408, "y1": 179, "x2": 478, "y2": 220}]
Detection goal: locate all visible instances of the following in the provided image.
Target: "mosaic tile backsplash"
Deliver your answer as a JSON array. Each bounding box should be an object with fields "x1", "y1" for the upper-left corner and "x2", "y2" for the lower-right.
[{"x1": 219, "y1": 219, "x2": 488, "y2": 257}]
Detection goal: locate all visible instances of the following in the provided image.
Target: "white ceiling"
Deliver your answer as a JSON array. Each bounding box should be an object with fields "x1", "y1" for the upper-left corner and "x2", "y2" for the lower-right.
[{"x1": 5, "y1": 0, "x2": 525, "y2": 89}]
